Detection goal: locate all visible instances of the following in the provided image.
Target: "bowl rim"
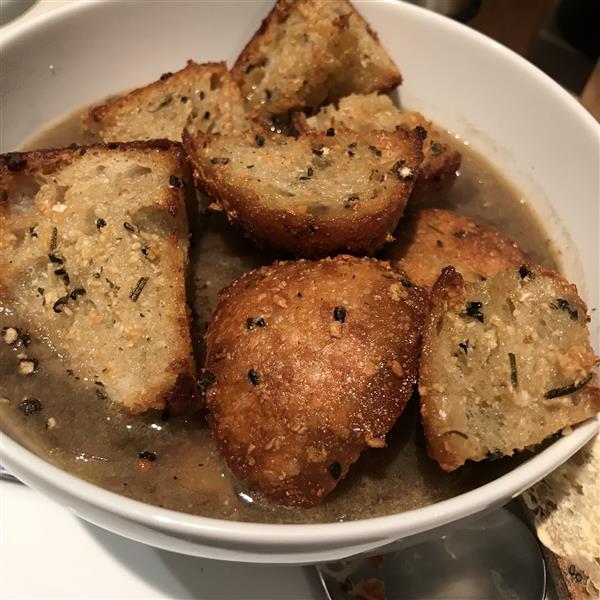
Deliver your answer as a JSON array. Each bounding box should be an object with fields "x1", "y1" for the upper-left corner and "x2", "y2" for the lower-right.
[{"x1": 1, "y1": 0, "x2": 598, "y2": 545}]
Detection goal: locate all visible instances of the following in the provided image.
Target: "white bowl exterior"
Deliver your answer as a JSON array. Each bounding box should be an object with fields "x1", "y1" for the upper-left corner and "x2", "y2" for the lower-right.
[{"x1": 1, "y1": 0, "x2": 598, "y2": 564}]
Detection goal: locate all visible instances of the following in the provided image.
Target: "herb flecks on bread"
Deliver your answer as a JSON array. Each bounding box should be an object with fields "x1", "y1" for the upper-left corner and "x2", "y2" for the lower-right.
[
  {"x1": 0, "y1": 142, "x2": 197, "y2": 414},
  {"x1": 419, "y1": 265, "x2": 600, "y2": 471},
  {"x1": 297, "y1": 93, "x2": 461, "y2": 196},
  {"x1": 84, "y1": 61, "x2": 246, "y2": 142},
  {"x1": 231, "y1": 0, "x2": 402, "y2": 118},
  {"x1": 183, "y1": 127, "x2": 423, "y2": 257}
]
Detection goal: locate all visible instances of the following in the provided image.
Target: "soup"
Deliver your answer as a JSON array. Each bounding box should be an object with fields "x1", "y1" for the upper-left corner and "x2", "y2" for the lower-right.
[{"x1": 0, "y1": 107, "x2": 558, "y2": 524}]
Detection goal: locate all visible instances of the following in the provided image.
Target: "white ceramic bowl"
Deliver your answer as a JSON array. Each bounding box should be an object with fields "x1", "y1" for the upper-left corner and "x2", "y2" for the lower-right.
[{"x1": 1, "y1": 0, "x2": 598, "y2": 565}]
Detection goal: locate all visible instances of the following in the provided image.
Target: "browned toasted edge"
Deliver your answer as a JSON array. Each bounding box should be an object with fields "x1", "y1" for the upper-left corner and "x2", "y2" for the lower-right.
[
  {"x1": 203, "y1": 255, "x2": 428, "y2": 506},
  {"x1": 0, "y1": 140, "x2": 200, "y2": 415},
  {"x1": 231, "y1": 0, "x2": 402, "y2": 92},
  {"x1": 81, "y1": 60, "x2": 229, "y2": 133},
  {"x1": 183, "y1": 127, "x2": 423, "y2": 258},
  {"x1": 419, "y1": 265, "x2": 467, "y2": 471}
]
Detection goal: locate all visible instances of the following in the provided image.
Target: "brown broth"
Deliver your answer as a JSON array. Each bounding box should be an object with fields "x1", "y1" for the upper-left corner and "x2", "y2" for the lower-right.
[{"x1": 0, "y1": 106, "x2": 557, "y2": 523}]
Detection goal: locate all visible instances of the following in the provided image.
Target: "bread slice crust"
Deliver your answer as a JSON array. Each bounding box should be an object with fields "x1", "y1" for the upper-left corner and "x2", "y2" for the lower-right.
[
  {"x1": 419, "y1": 265, "x2": 600, "y2": 471},
  {"x1": 0, "y1": 141, "x2": 197, "y2": 414},
  {"x1": 83, "y1": 61, "x2": 245, "y2": 142},
  {"x1": 183, "y1": 127, "x2": 423, "y2": 257},
  {"x1": 231, "y1": 0, "x2": 402, "y2": 117},
  {"x1": 204, "y1": 255, "x2": 428, "y2": 506},
  {"x1": 385, "y1": 208, "x2": 528, "y2": 288},
  {"x1": 295, "y1": 93, "x2": 461, "y2": 197}
]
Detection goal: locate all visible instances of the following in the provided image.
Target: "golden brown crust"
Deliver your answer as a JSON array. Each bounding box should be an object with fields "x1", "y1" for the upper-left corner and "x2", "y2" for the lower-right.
[
  {"x1": 204, "y1": 256, "x2": 427, "y2": 506},
  {"x1": 385, "y1": 208, "x2": 528, "y2": 288},
  {"x1": 0, "y1": 142, "x2": 198, "y2": 415},
  {"x1": 420, "y1": 266, "x2": 600, "y2": 472},
  {"x1": 183, "y1": 127, "x2": 423, "y2": 258},
  {"x1": 231, "y1": 0, "x2": 401, "y2": 118}
]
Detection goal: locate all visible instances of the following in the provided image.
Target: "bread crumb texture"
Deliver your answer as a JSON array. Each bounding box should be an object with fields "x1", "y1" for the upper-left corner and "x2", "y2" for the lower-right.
[
  {"x1": 0, "y1": 142, "x2": 197, "y2": 413},
  {"x1": 419, "y1": 265, "x2": 600, "y2": 471},
  {"x1": 204, "y1": 256, "x2": 427, "y2": 506},
  {"x1": 232, "y1": 0, "x2": 401, "y2": 117},
  {"x1": 523, "y1": 433, "x2": 600, "y2": 598}
]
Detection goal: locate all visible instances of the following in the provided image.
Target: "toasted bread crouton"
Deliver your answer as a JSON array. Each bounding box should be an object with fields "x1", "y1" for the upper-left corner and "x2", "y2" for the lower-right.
[
  {"x1": 0, "y1": 142, "x2": 197, "y2": 414},
  {"x1": 204, "y1": 256, "x2": 427, "y2": 506},
  {"x1": 84, "y1": 61, "x2": 246, "y2": 142},
  {"x1": 385, "y1": 209, "x2": 527, "y2": 288},
  {"x1": 419, "y1": 265, "x2": 600, "y2": 472},
  {"x1": 183, "y1": 127, "x2": 423, "y2": 257},
  {"x1": 296, "y1": 93, "x2": 461, "y2": 197},
  {"x1": 231, "y1": 0, "x2": 401, "y2": 118}
]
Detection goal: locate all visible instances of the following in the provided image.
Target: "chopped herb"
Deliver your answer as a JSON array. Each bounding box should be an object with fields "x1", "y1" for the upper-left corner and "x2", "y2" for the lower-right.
[
  {"x1": 48, "y1": 253, "x2": 63, "y2": 264},
  {"x1": 50, "y1": 226, "x2": 58, "y2": 251},
  {"x1": 141, "y1": 245, "x2": 150, "y2": 257},
  {"x1": 197, "y1": 370, "x2": 216, "y2": 396},
  {"x1": 465, "y1": 301, "x2": 484, "y2": 322},
  {"x1": 519, "y1": 265, "x2": 533, "y2": 279},
  {"x1": 247, "y1": 369, "x2": 260, "y2": 386},
  {"x1": 37, "y1": 287, "x2": 46, "y2": 305},
  {"x1": 244, "y1": 63, "x2": 256, "y2": 74},
  {"x1": 203, "y1": 110, "x2": 211, "y2": 119},
  {"x1": 159, "y1": 72, "x2": 172, "y2": 81},
  {"x1": 368, "y1": 145, "x2": 382, "y2": 157},
  {"x1": 333, "y1": 306, "x2": 346, "y2": 323},
  {"x1": 52, "y1": 296, "x2": 69, "y2": 313},
  {"x1": 156, "y1": 95, "x2": 173, "y2": 109},
  {"x1": 246, "y1": 165, "x2": 255, "y2": 169},
  {"x1": 210, "y1": 157, "x2": 230, "y2": 165},
  {"x1": 550, "y1": 298, "x2": 578, "y2": 321},
  {"x1": 453, "y1": 230, "x2": 466, "y2": 239},
  {"x1": 138, "y1": 450, "x2": 157, "y2": 461},
  {"x1": 54, "y1": 268, "x2": 70, "y2": 286},
  {"x1": 347, "y1": 149, "x2": 355, "y2": 157},
  {"x1": 328, "y1": 461, "x2": 341, "y2": 480},
  {"x1": 129, "y1": 277, "x2": 149, "y2": 302},
  {"x1": 415, "y1": 125, "x2": 427, "y2": 140},
  {"x1": 260, "y1": 57, "x2": 269, "y2": 67},
  {"x1": 246, "y1": 317, "x2": 266, "y2": 330},
  {"x1": 95, "y1": 218, "x2": 107, "y2": 229},
  {"x1": 105, "y1": 278, "x2": 120, "y2": 292},
  {"x1": 180, "y1": 95, "x2": 189, "y2": 103},
  {"x1": 436, "y1": 240, "x2": 444, "y2": 248},
  {"x1": 430, "y1": 141, "x2": 444, "y2": 155},
  {"x1": 544, "y1": 373, "x2": 592, "y2": 400},
  {"x1": 265, "y1": 89, "x2": 272, "y2": 100},
  {"x1": 199, "y1": 90, "x2": 205, "y2": 100},
  {"x1": 326, "y1": 127, "x2": 335, "y2": 137},
  {"x1": 344, "y1": 195, "x2": 359, "y2": 208},
  {"x1": 27, "y1": 226, "x2": 38, "y2": 238},
  {"x1": 19, "y1": 398, "x2": 42, "y2": 416},
  {"x1": 69, "y1": 288, "x2": 86, "y2": 300},
  {"x1": 401, "y1": 278, "x2": 413, "y2": 288},
  {"x1": 5, "y1": 153, "x2": 27, "y2": 172},
  {"x1": 255, "y1": 134, "x2": 265, "y2": 147},
  {"x1": 458, "y1": 340, "x2": 470, "y2": 354},
  {"x1": 123, "y1": 222, "x2": 136, "y2": 233},
  {"x1": 508, "y1": 352, "x2": 518, "y2": 388},
  {"x1": 312, "y1": 144, "x2": 325, "y2": 156},
  {"x1": 169, "y1": 174, "x2": 184, "y2": 188}
]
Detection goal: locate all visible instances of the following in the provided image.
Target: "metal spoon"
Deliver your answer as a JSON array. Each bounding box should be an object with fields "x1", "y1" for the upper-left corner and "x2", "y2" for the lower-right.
[{"x1": 317, "y1": 508, "x2": 546, "y2": 600}]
